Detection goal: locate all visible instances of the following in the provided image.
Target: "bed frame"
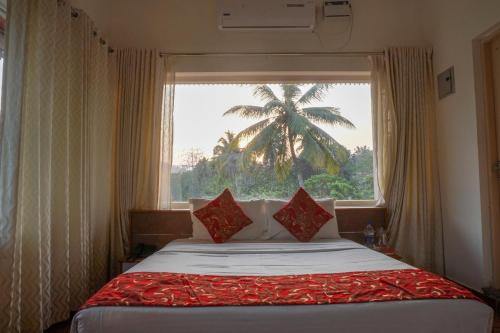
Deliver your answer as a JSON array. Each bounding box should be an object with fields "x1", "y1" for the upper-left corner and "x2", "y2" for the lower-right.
[{"x1": 129, "y1": 207, "x2": 387, "y2": 250}]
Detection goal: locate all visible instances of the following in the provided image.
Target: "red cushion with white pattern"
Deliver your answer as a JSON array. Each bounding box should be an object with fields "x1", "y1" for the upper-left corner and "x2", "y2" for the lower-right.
[
  {"x1": 193, "y1": 189, "x2": 253, "y2": 243},
  {"x1": 273, "y1": 188, "x2": 333, "y2": 242}
]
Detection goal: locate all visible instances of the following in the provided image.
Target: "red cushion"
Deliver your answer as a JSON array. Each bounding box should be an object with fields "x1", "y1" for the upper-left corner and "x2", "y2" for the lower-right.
[
  {"x1": 193, "y1": 189, "x2": 253, "y2": 243},
  {"x1": 273, "y1": 188, "x2": 333, "y2": 242}
]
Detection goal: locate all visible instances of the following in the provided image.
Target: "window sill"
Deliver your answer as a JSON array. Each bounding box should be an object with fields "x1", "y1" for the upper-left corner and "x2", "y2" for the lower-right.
[
  {"x1": 335, "y1": 200, "x2": 378, "y2": 207},
  {"x1": 170, "y1": 200, "x2": 378, "y2": 210}
]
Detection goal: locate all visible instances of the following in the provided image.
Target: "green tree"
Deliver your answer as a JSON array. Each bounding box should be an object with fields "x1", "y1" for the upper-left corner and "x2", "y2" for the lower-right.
[
  {"x1": 213, "y1": 131, "x2": 242, "y2": 179},
  {"x1": 304, "y1": 174, "x2": 356, "y2": 200},
  {"x1": 341, "y1": 146, "x2": 374, "y2": 199},
  {"x1": 224, "y1": 84, "x2": 354, "y2": 186}
]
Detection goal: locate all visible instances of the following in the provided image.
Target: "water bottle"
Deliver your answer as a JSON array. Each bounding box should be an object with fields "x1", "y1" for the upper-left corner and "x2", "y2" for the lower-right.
[
  {"x1": 376, "y1": 226, "x2": 388, "y2": 249},
  {"x1": 364, "y1": 222, "x2": 375, "y2": 249}
]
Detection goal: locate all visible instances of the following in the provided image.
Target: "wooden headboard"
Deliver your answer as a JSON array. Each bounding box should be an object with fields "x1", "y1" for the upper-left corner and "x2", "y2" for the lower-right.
[{"x1": 129, "y1": 207, "x2": 386, "y2": 250}]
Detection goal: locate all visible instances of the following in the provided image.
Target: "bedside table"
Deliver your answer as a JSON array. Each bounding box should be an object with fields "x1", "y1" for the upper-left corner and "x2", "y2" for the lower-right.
[
  {"x1": 119, "y1": 257, "x2": 143, "y2": 273},
  {"x1": 375, "y1": 246, "x2": 402, "y2": 260}
]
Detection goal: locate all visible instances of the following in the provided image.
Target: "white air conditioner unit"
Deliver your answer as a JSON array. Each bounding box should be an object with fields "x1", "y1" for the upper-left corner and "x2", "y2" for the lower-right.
[{"x1": 217, "y1": 0, "x2": 316, "y2": 31}]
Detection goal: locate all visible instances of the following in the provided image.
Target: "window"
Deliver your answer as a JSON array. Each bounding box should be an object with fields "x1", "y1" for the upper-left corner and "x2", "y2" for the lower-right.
[{"x1": 170, "y1": 80, "x2": 374, "y2": 206}]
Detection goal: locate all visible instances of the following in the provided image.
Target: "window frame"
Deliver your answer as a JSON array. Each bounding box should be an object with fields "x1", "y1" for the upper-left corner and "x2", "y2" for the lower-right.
[
  {"x1": 170, "y1": 200, "x2": 377, "y2": 210},
  {"x1": 169, "y1": 71, "x2": 378, "y2": 208}
]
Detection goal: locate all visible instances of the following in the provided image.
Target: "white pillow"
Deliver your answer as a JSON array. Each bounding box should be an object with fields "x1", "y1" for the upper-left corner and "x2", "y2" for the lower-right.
[
  {"x1": 190, "y1": 198, "x2": 267, "y2": 241},
  {"x1": 265, "y1": 199, "x2": 340, "y2": 240}
]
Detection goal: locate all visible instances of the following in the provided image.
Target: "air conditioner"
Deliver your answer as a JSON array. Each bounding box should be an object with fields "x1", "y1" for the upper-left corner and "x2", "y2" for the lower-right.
[{"x1": 217, "y1": 0, "x2": 316, "y2": 31}]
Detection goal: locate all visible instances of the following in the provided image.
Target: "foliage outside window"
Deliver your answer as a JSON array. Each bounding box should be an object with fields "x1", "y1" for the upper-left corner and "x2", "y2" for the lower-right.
[{"x1": 170, "y1": 83, "x2": 374, "y2": 203}]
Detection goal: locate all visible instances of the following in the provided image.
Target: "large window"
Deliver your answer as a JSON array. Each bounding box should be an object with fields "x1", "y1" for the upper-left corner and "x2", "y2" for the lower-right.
[{"x1": 170, "y1": 81, "x2": 374, "y2": 204}]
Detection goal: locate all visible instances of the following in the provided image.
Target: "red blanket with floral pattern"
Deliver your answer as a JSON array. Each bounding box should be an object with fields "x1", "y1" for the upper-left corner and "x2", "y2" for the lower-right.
[{"x1": 81, "y1": 269, "x2": 479, "y2": 309}]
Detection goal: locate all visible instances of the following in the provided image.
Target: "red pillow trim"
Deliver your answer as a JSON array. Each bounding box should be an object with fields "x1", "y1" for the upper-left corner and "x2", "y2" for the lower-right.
[
  {"x1": 193, "y1": 189, "x2": 253, "y2": 243},
  {"x1": 273, "y1": 188, "x2": 334, "y2": 242}
]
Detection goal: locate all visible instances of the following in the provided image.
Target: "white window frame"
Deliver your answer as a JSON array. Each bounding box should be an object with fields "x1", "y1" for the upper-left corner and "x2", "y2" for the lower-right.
[
  {"x1": 170, "y1": 200, "x2": 377, "y2": 210},
  {"x1": 169, "y1": 71, "x2": 378, "y2": 209}
]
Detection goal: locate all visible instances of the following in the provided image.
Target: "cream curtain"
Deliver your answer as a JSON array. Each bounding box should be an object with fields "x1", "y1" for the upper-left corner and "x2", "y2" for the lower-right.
[
  {"x1": 159, "y1": 57, "x2": 176, "y2": 210},
  {"x1": 111, "y1": 49, "x2": 167, "y2": 268},
  {"x1": 0, "y1": 1, "x2": 115, "y2": 332},
  {"x1": 370, "y1": 48, "x2": 444, "y2": 273}
]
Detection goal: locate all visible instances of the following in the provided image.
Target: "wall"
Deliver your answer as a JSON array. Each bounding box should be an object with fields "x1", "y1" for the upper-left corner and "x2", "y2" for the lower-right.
[
  {"x1": 420, "y1": 0, "x2": 500, "y2": 291},
  {"x1": 70, "y1": 0, "x2": 426, "y2": 72},
  {"x1": 69, "y1": 0, "x2": 112, "y2": 38}
]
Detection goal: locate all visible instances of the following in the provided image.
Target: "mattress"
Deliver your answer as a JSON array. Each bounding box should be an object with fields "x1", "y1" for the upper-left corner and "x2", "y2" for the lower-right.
[{"x1": 71, "y1": 239, "x2": 493, "y2": 333}]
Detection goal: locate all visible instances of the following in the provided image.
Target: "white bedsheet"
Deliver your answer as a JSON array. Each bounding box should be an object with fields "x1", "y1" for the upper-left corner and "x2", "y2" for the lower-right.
[
  {"x1": 128, "y1": 238, "x2": 413, "y2": 275},
  {"x1": 72, "y1": 239, "x2": 493, "y2": 333}
]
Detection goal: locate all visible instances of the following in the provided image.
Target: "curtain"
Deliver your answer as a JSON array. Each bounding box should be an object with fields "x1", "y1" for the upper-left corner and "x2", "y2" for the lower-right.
[
  {"x1": 0, "y1": 1, "x2": 115, "y2": 332},
  {"x1": 370, "y1": 55, "x2": 397, "y2": 208},
  {"x1": 159, "y1": 57, "x2": 176, "y2": 209},
  {"x1": 370, "y1": 48, "x2": 444, "y2": 273},
  {"x1": 111, "y1": 49, "x2": 166, "y2": 269}
]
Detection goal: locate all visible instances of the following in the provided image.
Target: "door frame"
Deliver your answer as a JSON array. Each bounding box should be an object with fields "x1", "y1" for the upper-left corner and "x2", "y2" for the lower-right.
[{"x1": 474, "y1": 23, "x2": 500, "y2": 289}]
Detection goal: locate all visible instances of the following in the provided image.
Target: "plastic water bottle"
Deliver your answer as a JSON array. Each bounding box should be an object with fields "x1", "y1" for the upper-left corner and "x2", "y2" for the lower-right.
[
  {"x1": 376, "y1": 226, "x2": 388, "y2": 249},
  {"x1": 364, "y1": 222, "x2": 375, "y2": 249}
]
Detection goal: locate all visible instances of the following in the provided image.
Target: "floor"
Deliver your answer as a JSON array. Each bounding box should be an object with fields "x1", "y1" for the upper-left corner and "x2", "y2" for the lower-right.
[
  {"x1": 45, "y1": 320, "x2": 72, "y2": 333},
  {"x1": 44, "y1": 314, "x2": 500, "y2": 333}
]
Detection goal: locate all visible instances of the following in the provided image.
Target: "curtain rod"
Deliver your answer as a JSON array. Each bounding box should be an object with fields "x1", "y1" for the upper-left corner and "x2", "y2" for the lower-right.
[
  {"x1": 160, "y1": 51, "x2": 384, "y2": 58},
  {"x1": 67, "y1": 5, "x2": 115, "y2": 53}
]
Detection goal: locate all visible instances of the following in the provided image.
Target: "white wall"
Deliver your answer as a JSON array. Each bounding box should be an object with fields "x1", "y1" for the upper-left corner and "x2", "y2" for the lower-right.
[
  {"x1": 103, "y1": 0, "x2": 424, "y2": 51},
  {"x1": 69, "y1": 0, "x2": 112, "y2": 38},
  {"x1": 70, "y1": 0, "x2": 426, "y2": 72},
  {"x1": 420, "y1": 0, "x2": 500, "y2": 291}
]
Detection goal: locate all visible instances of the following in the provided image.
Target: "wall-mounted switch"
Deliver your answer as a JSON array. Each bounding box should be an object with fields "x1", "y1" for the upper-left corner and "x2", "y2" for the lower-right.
[{"x1": 437, "y1": 66, "x2": 455, "y2": 99}]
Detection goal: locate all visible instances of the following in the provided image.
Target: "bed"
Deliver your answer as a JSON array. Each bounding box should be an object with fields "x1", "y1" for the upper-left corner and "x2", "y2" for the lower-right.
[{"x1": 71, "y1": 238, "x2": 493, "y2": 333}]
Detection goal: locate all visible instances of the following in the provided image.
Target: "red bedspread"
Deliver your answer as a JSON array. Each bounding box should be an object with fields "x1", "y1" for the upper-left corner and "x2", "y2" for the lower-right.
[{"x1": 81, "y1": 269, "x2": 479, "y2": 309}]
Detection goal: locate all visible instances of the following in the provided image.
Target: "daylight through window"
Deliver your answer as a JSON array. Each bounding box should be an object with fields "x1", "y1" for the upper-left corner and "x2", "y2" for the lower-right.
[{"x1": 169, "y1": 83, "x2": 374, "y2": 204}]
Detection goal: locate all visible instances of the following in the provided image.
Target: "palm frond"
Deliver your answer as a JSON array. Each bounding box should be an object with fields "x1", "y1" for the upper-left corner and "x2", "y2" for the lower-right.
[
  {"x1": 297, "y1": 84, "x2": 331, "y2": 105},
  {"x1": 280, "y1": 84, "x2": 302, "y2": 102},
  {"x1": 299, "y1": 133, "x2": 340, "y2": 174},
  {"x1": 304, "y1": 123, "x2": 349, "y2": 163},
  {"x1": 243, "y1": 121, "x2": 281, "y2": 158},
  {"x1": 328, "y1": 140, "x2": 349, "y2": 164},
  {"x1": 301, "y1": 107, "x2": 355, "y2": 128},
  {"x1": 235, "y1": 118, "x2": 274, "y2": 140},
  {"x1": 286, "y1": 111, "x2": 311, "y2": 137},
  {"x1": 305, "y1": 122, "x2": 343, "y2": 147},
  {"x1": 262, "y1": 100, "x2": 285, "y2": 116},
  {"x1": 253, "y1": 85, "x2": 280, "y2": 103},
  {"x1": 224, "y1": 131, "x2": 236, "y2": 142},
  {"x1": 259, "y1": 129, "x2": 285, "y2": 166},
  {"x1": 223, "y1": 105, "x2": 268, "y2": 119},
  {"x1": 213, "y1": 131, "x2": 240, "y2": 156},
  {"x1": 218, "y1": 137, "x2": 229, "y2": 146}
]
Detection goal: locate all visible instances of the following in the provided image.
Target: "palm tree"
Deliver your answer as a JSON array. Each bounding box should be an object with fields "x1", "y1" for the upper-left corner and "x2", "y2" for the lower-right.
[
  {"x1": 213, "y1": 131, "x2": 240, "y2": 156},
  {"x1": 224, "y1": 84, "x2": 355, "y2": 186},
  {"x1": 213, "y1": 131, "x2": 242, "y2": 179}
]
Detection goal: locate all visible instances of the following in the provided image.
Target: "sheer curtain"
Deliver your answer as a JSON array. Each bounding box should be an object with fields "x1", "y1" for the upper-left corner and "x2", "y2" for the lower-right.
[
  {"x1": 111, "y1": 50, "x2": 169, "y2": 269},
  {"x1": 159, "y1": 57, "x2": 176, "y2": 209},
  {"x1": 370, "y1": 48, "x2": 444, "y2": 273},
  {"x1": 0, "y1": 1, "x2": 115, "y2": 332}
]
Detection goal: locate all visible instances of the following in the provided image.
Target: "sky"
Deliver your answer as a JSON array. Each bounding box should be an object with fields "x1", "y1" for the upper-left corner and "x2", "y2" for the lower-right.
[{"x1": 172, "y1": 83, "x2": 372, "y2": 165}]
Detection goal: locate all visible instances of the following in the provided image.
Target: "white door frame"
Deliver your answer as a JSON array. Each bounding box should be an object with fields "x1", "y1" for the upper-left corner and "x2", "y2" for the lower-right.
[{"x1": 474, "y1": 22, "x2": 500, "y2": 289}]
